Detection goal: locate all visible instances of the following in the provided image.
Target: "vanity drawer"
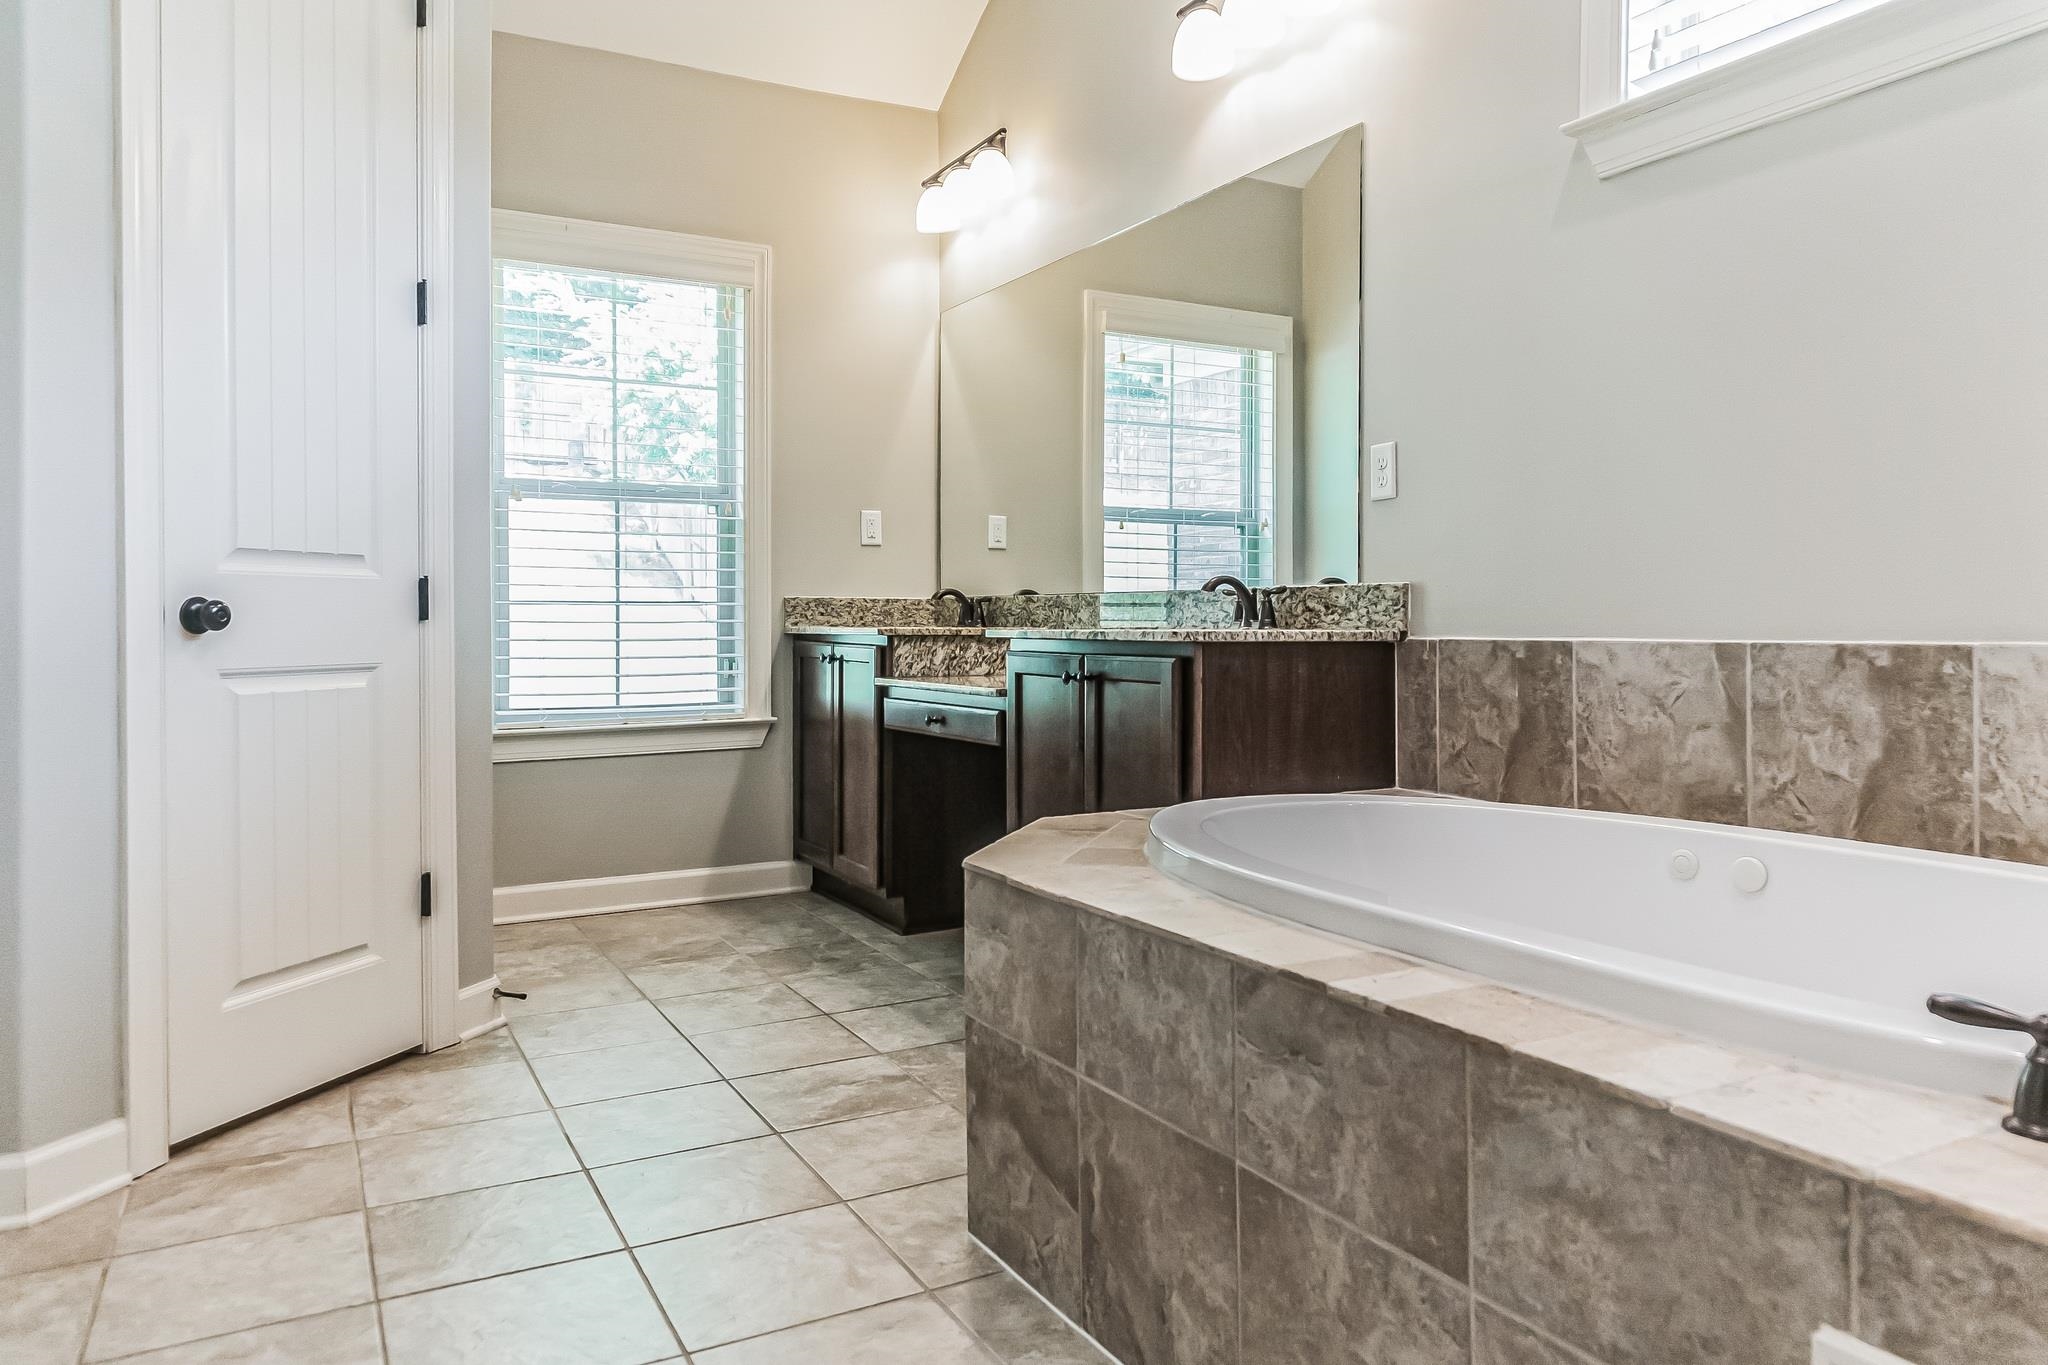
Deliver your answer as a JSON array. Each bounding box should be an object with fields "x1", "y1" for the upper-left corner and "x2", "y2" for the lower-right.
[{"x1": 883, "y1": 697, "x2": 1004, "y2": 747}]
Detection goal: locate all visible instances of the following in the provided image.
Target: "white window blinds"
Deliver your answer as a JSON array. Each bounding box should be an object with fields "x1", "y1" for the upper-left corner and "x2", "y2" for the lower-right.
[
  {"x1": 1101, "y1": 332, "x2": 1278, "y2": 593},
  {"x1": 492, "y1": 259, "x2": 749, "y2": 728},
  {"x1": 1627, "y1": 0, "x2": 1892, "y2": 95}
]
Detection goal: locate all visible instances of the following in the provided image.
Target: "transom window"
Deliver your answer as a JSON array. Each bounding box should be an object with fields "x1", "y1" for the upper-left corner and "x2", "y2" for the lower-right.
[
  {"x1": 1627, "y1": 0, "x2": 1890, "y2": 96},
  {"x1": 490, "y1": 213, "x2": 771, "y2": 754},
  {"x1": 1570, "y1": 0, "x2": 2041, "y2": 178},
  {"x1": 1085, "y1": 292, "x2": 1294, "y2": 593}
]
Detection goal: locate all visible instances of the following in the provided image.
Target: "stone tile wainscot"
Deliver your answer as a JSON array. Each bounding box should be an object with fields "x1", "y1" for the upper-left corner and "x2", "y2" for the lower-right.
[{"x1": 963, "y1": 810, "x2": 2048, "y2": 1365}]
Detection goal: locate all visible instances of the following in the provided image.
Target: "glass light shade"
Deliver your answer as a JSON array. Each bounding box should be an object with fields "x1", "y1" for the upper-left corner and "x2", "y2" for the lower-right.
[
  {"x1": 949, "y1": 146, "x2": 1014, "y2": 223},
  {"x1": 1171, "y1": 4, "x2": 1234, "y2": 82},
  {"x1": 966, "y1": 145, "x2": 1015, "y2": 204},
  {"x1": 1285, "y1": 0, "x2": 1339, "y2": 15},
  {"x1": 915, "y1": 179, "x2": 961, "y2": 234},
  {"x1": 1222, "y1": 0, "x2": 1285, "y2": 53}
]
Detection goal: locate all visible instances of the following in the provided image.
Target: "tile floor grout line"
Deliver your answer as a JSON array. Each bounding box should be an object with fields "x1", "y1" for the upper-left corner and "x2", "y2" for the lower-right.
[
  {"x1": 505, "y1": 981, "x2": 694, "y2": 1361},
  {"x1": 10, "y1": 897, "x2": 1036, "y2": 1365},
  {"x1": 683, "y1": 1283, "x2": 970, "y2": 1359},
  {"x1": 590, "y1": 894, "x2": 978, "y2": 1357},
  {"x1": 70, "y1": 1254, "x2": 114, "y2": 1365}
]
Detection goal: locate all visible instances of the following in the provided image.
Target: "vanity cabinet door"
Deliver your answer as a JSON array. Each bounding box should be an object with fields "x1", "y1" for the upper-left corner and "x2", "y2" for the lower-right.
[
  {"x1": 832, "y1": 643, "x2": 885, "y2": 890},
  {"x1": 1008, "y1": 652, "x2": 1089, "y2": 828},
  {"x1": 792, "y1": 641, "x2": 839, "y2": 867},
  {"x1": 1086, "y1": 654, "x2": 1185, "y2": 813}
]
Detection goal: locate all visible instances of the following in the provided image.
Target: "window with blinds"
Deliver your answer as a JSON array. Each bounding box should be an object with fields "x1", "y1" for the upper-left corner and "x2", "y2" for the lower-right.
[
  {"x1": 1626, "y1": 0, "x2": 1891, "y2": 95},
  {"x1": 492, "y1": 257, "x2": 749, "y2": 729},
  {"x1": 1101, "y1": 332, "x2": 1278, "y2": 593}
]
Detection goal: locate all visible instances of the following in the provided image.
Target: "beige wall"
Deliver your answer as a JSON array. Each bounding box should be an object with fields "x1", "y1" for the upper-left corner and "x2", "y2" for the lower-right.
[
  {"x1": 938, "y1": 177, "x2": 1304, "y2": 593},
  {"x1": 1298, "y1": 126, "x2": 1362, "y2": 583},
  {"x1": 491, "y1": 37, "x2": 941, "y2": 887},
  {"x1": 940, "y1": 1, "x2": 2048, "y2": 642}
]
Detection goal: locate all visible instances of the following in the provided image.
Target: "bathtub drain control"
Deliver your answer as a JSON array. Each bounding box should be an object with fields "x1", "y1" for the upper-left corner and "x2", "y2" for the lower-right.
[
  {"x1": 1731, "y1": 856, "x2": 1770, "y2": 894},
  {"x1": 1669, "y1": 850, "x2": 1699, "y2": 881}
]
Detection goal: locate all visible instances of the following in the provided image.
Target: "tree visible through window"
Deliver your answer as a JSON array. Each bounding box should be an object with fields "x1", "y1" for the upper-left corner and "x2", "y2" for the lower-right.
[
  {"x1": 492, "y1": 259, "x2": 748, "y2": 727},
  {"x1": 1101, "y1": 331, "x2": 1277, "y2": 592}
]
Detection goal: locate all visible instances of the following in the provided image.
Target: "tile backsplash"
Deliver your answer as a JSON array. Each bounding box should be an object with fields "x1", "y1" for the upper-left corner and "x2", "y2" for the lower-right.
[{"x1": 1399, "y1": 638, "x2": 2048, "y2": 864}]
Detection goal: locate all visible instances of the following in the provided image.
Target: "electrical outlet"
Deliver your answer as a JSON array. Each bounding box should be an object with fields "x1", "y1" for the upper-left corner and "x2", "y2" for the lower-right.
[
  {"x1": 860, "y1": 510, "x2": 883, "y2": 546},
  {"x1": 1369, "y1": 442, "x2": 1398, "y2": 501},
  {"x1": 987, "y1": 515, "x2": 1008, "y2": 550}
]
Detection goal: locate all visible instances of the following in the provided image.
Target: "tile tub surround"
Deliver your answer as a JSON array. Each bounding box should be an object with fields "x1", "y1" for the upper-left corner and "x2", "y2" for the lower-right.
[
  {"x1": 1399, "y1": 637, "x2": 2048, "y2": 864},
  {"x1": 962, "y1": 811, "x2": 2048, "y2": 1365},
  {"x1": 0, "y1": 893, "x2": 1105, "y2": 1364}
]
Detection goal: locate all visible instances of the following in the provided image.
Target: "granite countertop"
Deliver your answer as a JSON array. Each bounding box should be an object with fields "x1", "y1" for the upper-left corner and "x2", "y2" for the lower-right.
[
  {"x1": 966, "y1": 807, "x2": 2048, "y2": 1252},
  {"x1": 877, "y1": 675, "x2": 1008, "y2": 697},
  {"x1": 788, "y1": 625, "x2": 1404, "y2": 643},
  {"x1": 985, "y1": 627, "x2": 1404, "y2": 643},
  {"x1": 786, "y1": 625, "x2": 986, "y2": 638}
]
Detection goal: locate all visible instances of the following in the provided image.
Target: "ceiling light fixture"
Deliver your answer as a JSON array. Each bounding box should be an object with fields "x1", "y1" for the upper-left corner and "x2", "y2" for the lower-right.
[
  {"x1": 1172, "y1": 1, "x2": 1234, "y2": 82},
  {"x1": 1175, "y1": 0, "x2": 1339, "y2": 81},
  {"x1": 916, "y1": 128, "x2": 1015, "y2": 235}
]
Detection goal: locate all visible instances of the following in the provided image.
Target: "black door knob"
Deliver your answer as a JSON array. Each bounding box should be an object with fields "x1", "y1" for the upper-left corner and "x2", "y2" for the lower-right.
[{"x1": 178, "y1": 597, "x2": 232, "y2": 635}]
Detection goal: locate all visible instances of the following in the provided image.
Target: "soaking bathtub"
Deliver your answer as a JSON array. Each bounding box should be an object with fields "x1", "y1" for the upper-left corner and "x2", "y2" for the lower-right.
[{"x1": 1146, "y1": 793, "x2": 2048, "y2": 1098}]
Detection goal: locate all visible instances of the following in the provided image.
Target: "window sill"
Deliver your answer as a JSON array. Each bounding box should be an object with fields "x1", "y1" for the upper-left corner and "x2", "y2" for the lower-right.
[
  {"x1": 1565, "y1": 0, "x2": 2048, "y2": 179},
  {"x1": 492, "y1": 716, "x2": 775, "y2": 764}
]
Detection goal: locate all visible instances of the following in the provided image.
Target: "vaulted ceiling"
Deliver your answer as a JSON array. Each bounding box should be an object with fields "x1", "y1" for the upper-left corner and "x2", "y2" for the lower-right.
[{"x1": 491, "y1": 0, "x2": 993, "y2": 111}]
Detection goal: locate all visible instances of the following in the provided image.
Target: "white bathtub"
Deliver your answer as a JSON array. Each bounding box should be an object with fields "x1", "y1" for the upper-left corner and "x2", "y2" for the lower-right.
[{"x1": 1146, "y1": 794, "x2": 2048, "y2": 1098}]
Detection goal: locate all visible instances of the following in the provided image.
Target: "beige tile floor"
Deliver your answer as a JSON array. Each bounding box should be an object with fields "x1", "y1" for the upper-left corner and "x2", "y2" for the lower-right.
[{"x1": 0, "y1": 893, "x2": 1106, "y2": 1364}]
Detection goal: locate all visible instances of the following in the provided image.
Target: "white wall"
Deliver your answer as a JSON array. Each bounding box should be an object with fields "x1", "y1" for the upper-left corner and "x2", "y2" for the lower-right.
[
  {"x1": 0, "y1": 0, "x2": 123, "y2": 1152},
  {"x1": 939, "y1": 0, "x2": 2048, "y2": 642},
  {"x1": 0, "y1": 0, "x2": 27, "y2": 1156},
  {"x1": 491, "y1": 37, "x2": 941, "y2": 887}
]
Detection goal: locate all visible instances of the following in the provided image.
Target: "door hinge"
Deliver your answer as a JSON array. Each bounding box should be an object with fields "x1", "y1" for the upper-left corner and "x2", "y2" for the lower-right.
[
  {"x1": 415, "y1": 279, "x2": 428, "y2": 326},
  {"x1": 417, "y1": 576, "x2": 430, "y2": 622},
  {"x1": 416, "y1": 0, "x2": 427, "y2": 29},
  {"x1": 419, "y1": 871, "x2": 433, "y2": 919}
]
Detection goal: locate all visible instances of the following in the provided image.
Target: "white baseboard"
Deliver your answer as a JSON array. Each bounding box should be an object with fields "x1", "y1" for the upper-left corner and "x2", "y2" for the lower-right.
[
  {"x1": 0, "y1": 1119, "x2": 131, "y2": 1230},
  {"x1": 456, "y1": 975, "x2": 507, "y2": 1041},
  {"x1": 494, "y1": 860, "x2": 813, "y2": 924}
]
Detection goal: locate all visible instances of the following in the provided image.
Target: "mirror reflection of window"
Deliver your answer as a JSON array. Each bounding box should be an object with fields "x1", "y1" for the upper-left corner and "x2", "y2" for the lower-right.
[{"x1": 1101, "y1": 331, "x2": 1279, "y2": 591}]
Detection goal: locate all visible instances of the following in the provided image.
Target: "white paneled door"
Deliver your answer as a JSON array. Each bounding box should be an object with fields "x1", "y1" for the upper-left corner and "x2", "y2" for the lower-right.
[{"x1": 155, "y1": 0, "x2": 426, "y2": 1141}]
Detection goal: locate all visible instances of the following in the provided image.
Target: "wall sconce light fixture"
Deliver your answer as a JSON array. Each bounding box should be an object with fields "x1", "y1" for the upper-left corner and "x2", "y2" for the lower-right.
[{"x1": 916, "y1": 128, "x2": 1016, "y2": 235}]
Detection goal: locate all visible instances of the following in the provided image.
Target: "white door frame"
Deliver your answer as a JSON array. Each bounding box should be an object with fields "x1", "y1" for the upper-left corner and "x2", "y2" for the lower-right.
[{"x1": 116, "y1": 0, "x2": 467, "y2": 1176}]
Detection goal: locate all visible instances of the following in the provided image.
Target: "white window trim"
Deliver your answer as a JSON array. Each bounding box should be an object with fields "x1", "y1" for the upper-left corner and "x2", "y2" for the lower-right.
[
  {"x1": 1567, "y1": 0, "x2": 2048, "y2": 178},
  {"x1": 489, "y1": 209, "x2": 774, "y2": 762},
  {"x1": 1080, "y1": 290, "x2": 1296, "y2": 593}
]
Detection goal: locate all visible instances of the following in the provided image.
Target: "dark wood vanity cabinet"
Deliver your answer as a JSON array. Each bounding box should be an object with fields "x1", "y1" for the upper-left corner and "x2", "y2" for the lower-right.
[
  {"x1": 792, "y1": 638, "x2": 884, "y2": 891},
  {"x1": 1007, "y1": 639, "x2": 1395, "y2": 826},
  {"x1": 793, "y1": 630, "x2": 1397, "y2": 933},
  {"x1": 1009, "y1": 650, "x2": 1184, "y2": 826}
]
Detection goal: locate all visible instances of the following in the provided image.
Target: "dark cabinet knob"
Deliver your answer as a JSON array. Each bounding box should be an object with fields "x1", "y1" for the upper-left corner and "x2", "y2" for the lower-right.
[
  {"x1": 924, "y1": 713, "x2": 946, "y2": 726},
  {"x1": 178, "y1": 597, "x2": 233, "y2": 635}
]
